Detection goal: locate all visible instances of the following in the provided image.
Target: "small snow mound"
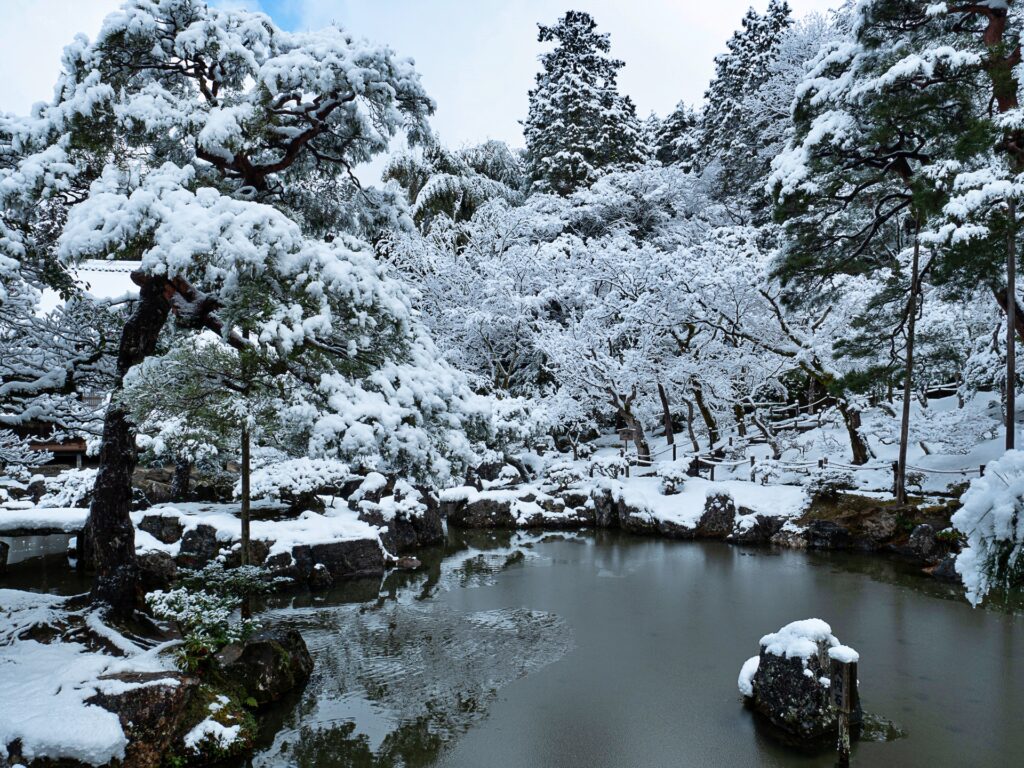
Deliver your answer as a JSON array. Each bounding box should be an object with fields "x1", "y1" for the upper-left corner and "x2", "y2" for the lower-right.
[
  {"x1": 759, "y1": 618, "x2": 838, "y2": 661},
  {"x1": 828, "y1": 645, "x2": 859, "y2": 664},
  {"x1": 738, "y1": 655, "x2": 759, "y2": 697},
  {"x1": 184, "y1": 717, "x2": 241, "y2": 752}
]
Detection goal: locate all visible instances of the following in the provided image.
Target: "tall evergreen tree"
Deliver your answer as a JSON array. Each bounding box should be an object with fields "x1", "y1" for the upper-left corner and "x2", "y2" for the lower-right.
[
  {"x1": 0, "y1": 0, "x2": 443, "y2": 616},
  {"x1": 653, "y1": 101, "x2": 700, "y2": 169},
  {"x1": 769, "y1": 0, "x2": 1007, "y2": 495},
  {"x1": 523, "y1": 11, "x2": 643, "y2": 195},
  {"x1": 700, "y1": 0, "x2": 793, "y2": 207}
]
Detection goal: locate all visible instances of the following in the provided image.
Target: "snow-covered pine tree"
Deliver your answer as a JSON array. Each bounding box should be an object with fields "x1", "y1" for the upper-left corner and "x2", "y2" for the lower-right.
[
  {"x1": 768, "y1": 0, "x2": 1010, "y2": 492},
  {"x1": 0, "y1": 0, "x2": 448, "y2": 617},
  {"x1": 653, "y1": 101, "x2": 700, "y2": 169},
  {"x1": 699, "y1": 0, "x2": 793, "y2": 212},
  {"x1": 640, "y1": 112, "x2": 662, "y2": 163},
  {"x1": 523, "y1": 11, "x2": 643, "y2": 195},
  {"x1": 383, "y1": 140, "x2": 525, "y2": 232}
]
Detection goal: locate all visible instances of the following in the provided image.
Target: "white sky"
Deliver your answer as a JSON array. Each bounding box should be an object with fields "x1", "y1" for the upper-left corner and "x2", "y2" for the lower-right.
[{"x1": 0, "y1": 0, "x2": 838, "y2": 155}]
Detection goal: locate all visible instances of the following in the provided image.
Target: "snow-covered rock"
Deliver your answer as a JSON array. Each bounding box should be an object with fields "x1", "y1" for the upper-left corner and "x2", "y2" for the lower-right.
[{"x1": 739, "y1": 618, "x2": 862, "y2": 741}]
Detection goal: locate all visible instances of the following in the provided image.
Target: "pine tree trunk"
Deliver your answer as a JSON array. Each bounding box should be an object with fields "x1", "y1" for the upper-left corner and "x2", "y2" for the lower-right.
[
  {"x1": 896, "y1": 233, "x2": 921, "y2": 504},
  {"x1": 1007, "y1": 198, "x2": 1017, "y2": 451},
  {"x1": 657, "y1": 381, "x2": 674, "y2": 445},
  {"x1": 837, "y1": 400, "x2": 870, "y2": 466},
  {"x1": 171, "y1": 457, "x2": 192, "y2": 501},
  {"x1": 733, "y1": 403, "x2": 747, "y2": 438},
  {"x1": 749, "y1": 406, "x2": 782, "y2": 460},
  {"x1": 240, "y1": 422, "x2": 251, "y2": 566},
  {"x1": 87, "y1": 277, "x2": 170, "y2": 618}
]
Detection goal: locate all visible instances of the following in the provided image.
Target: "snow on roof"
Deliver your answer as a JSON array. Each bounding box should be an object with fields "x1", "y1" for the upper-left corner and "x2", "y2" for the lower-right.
[{"x1": 38, "y1": 260, "x2": 140, "y2": 313}]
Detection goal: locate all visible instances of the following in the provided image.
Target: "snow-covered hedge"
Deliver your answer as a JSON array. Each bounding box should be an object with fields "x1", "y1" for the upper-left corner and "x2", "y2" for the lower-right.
[
  {"x1": 588, "y1": 455, "x2": 628, "y2": 479},
  {"x1": 952, "y1": 450, "x2": 1024, "y2": 606},
  {"x1": 657, "y1": 457, "x2": 693, "y2": 495},
  {"x1": 37, "y1": 468, "x2": 98, "y2": 508},
  {"x1": 804, "y1": 467, "x2": 855, "y2": 501},
  {"x1": 240, "y1": 458, "x2": 353, "y2": 507},
  {"x1": 544, "y1": 461, "x2": 586, "y2": 491}
]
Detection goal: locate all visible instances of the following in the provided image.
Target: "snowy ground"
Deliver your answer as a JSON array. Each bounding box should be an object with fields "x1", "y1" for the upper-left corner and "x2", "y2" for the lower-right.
[
  {"x1": 131, "y1": 498, "x2": 383, "y2": 560},
  {"x1": 0, "y1": 590, "x2": 179, "y2": 766}
]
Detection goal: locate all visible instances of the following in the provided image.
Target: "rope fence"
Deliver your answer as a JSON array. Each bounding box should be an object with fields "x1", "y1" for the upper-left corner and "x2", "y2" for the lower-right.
[{"x1": 614, "y1": 444, "x2": 987, "y2": 484}]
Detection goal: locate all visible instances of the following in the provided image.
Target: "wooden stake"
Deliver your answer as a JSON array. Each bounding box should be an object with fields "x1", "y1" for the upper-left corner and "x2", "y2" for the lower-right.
[{"x1": 831, "y1": 658, "x2": 858, "y2": 768}]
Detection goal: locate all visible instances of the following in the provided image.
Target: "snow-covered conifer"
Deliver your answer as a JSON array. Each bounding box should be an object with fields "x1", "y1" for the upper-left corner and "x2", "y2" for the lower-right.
[{"x1": 524, "y1": 11, "x2": 643, "y2": 195}]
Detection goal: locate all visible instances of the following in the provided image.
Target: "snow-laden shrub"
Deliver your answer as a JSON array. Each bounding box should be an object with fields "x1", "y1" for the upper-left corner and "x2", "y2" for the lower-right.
[
  {"x1": 658, "y1": 457, "x2": 694, "y2": 495},
  {"x1": 952, "y1": 450, "x2": 1024, "y2": 606},
  {"x1": 575, "y1": 441, "x2": 596, "y2": 460},
  {"x1": 544, "y1": 460, "x2": 586, "y2": 491},
  {"x1": 241, "y1": 458, "x2": 353, "y2": 510},
  {"x1": 588, "y1": 455, "x2": 629, "y2": 479},
  {"x1": 37, "y1": 468, "x2": 98, "y2": 508},
  {"x1": 147, "y1": 588, "x2": 259, "y2": 670},
  {"x1": 146, "y1": 563, "x2": 279, "y2": 669},
  {"x1": 751, "y1": 459, "x2": 784, "y2": 486},
  {"x1": 804, "y1": 467, "x2": 856, "y2": 502}
]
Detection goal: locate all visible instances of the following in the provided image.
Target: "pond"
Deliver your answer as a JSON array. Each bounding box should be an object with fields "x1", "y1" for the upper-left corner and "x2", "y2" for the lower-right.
[{"x1": 248, "y1": 530, "x2": 1024, "y2": 768}]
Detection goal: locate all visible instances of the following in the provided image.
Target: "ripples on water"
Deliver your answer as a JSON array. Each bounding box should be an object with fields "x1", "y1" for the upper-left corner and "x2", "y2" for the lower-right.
[{"x1": 250, "y1": 532, "x2": 576, "y2": 767}]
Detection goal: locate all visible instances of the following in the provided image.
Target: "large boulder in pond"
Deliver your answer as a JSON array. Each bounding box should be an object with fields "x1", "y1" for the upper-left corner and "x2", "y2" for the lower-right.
[
  {"x1": 219, "y1": 628, "x2": 314, "y2": 707},
  {"x1": 697, "y1": 492, "x2": 737, "y2": 538},
  {"x1": 591, "y1": 487, "x2": 623, "y2": 529},
  {"x1": 445, "y1": 494, "x2": 517, "y2": 529},
  {"x1": 358, "y1": 497, "x2": 444, "y2": 553},
  {"x1": 906, "y1": 523, "x2": 938, "y2": 561},
  {"x1": 738, "y1": 618, "x2": 862, "y2": 742},
  {"x1": 266, "y1": 538, "x2": 385, "y2": 584},
  {"x1": 729, "y1": 514, "x2": 785, "y2": 545},
  {"x1": 805, "y1": 520, "x2": 853, "y2": 550}
]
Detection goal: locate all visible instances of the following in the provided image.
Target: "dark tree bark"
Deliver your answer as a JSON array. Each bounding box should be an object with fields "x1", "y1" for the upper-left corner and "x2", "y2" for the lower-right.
[
  {"x1": 170, "y1": 457, "x2": 192, "y2": 501},
  {"x1": 896, "y1": 233, "x2": 921, "y2": 504},
  {"x1": 239, "y1": 421, "x2": 252, "y2": 620},
  {"x1": 1007, "y1": 199, "x2": 1017, "y2": 451},
  {"x1": 692, "y1": 383, "x2": 719, "y2": 448},
  {"x1": 619, "y1": 407, "x2": 652, "y2": 465},
  {"x1": 681, "y1": 397, "x2": 700, "y2": 452},
  {"x1": 240, "y1": 422, "x2": 251, "y2": 566},
  {"x1": 746, "y1": 400, "x2": 782, "y2": 460},
  {"x1": 733, "y1": 403, "x2": 747, "y2": 438},
  {"x1": 609, "y1": 384, "x2": 651, "y2": 464},
  {"x1": 86, "y1": 276, "x2": 171, "y2": 618},
  {"x1": 837, "y1": 400, "x2": 870, "y2": 466},
  {"x1": 657, "y1": 381, "x2": 675, "y2": 445}
]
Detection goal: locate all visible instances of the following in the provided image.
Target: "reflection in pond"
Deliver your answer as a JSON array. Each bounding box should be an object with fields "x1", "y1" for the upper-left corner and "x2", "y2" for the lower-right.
[
  {"x1": 247, "y1": 529, "x2": 1023, "y2": 768},
  {"x1": 250, "y1": 531, "x2": 575, "y2": 767}
]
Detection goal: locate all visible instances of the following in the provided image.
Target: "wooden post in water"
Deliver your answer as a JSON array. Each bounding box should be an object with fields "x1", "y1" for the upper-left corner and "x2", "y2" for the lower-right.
[{"x1": 830, "y1": 657, "x2": 858, "y2": 768}]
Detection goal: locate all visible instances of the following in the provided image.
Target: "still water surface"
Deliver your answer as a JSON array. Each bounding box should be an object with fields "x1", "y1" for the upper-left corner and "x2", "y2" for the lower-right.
[{"x1": 249, "y1": 530, "x2": 1024, "y2": 768}]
